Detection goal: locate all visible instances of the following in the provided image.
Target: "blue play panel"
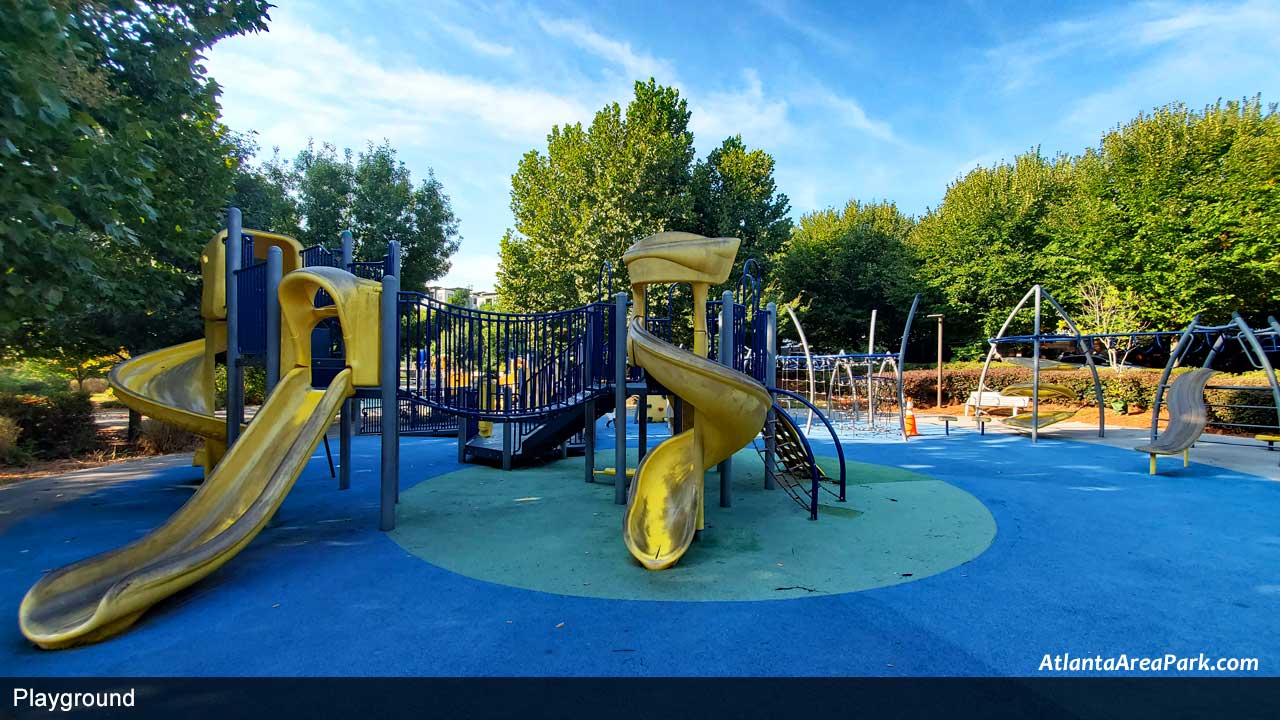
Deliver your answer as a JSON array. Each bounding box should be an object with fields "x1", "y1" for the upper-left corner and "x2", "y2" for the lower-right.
[{"x1": 2, "y1": 421, "x2": 1277, "y2": 676}]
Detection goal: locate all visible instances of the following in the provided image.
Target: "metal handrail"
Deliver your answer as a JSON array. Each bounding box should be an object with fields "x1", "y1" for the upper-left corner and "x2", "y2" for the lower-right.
[{"x1": 767, "y1": 386, "x2": 847, "y2": 505}]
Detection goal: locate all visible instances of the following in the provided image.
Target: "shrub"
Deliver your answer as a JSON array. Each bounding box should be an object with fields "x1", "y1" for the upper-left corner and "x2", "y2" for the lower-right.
[
  {"x1": 0, "y1": 415, "x2": 31, "y2": 466},
  {"x1": 138, "y1": 419, "x2": 200, "y2": 455},
  {"x1": 903, "y1": 365, "x2": 1278, "y2": 427},
  {"x1": 213, "y1": 364, "x2": 267, "y2": 409},
  {"x1": 0, "y1": 391, "x2": 99, "y2": 459},
  {"x1": 77, "y1": 378, "x2": 110, "y2": 394}
]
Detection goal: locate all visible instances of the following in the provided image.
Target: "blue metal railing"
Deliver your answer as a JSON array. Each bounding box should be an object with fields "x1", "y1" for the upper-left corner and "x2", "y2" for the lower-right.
[
  {"x1": 397, "y1": 292, "x2": 609, "y2": 422},
  {"x1": 301, "y1": 244, "x2": 342, "y2": 268}
]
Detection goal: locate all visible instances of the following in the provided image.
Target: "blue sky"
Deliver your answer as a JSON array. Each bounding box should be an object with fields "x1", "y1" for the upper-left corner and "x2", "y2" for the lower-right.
[{"x1": 206, "y1": 0, "x2": 1280, "y2": 291}]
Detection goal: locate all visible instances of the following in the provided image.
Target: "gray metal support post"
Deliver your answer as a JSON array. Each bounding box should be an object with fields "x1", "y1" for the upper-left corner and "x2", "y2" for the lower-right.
[
  {"x1": 338, "y1": 230, "x2": 356, "y2": 489},
  {"x1": 264, "y1": 246, "x2": 283, "y2": 396},
  {"x1": 388, "y1": 240, "x2": 401, "y2": 278},
  {"x1": 765, "y1": 302, "x2": 777, "y2": 490},
  {"x1": 638, "y1": 390, "x2": 647, "y2": 461},
  {"x1": 614, "y1": 292, "x2": 628, "y2": 505},
  {"x1": 379, "y1": 273, "x2": 400, "y2": 531},
  {"x1": 584, "y1": 316, "x2": 596, "y2": 482},
  {"x1": 502, "y1": 391, "x2": 514, "y2": 472},
  {"x1": 225, "y1": 207, "x2": 243, "y2": 446},
  {"x1": 457, "y1": 417, "x2": 468, "y2": 463},
  {"x1": 1032, "y1": 286, "x2": 1042, "y2": 444},
  {"x1": 718, "y1": 290, "x2": 733, "y2": 507}
]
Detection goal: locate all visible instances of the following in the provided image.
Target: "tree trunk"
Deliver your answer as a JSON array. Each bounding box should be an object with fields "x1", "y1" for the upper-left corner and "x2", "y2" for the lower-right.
[{"x1": 127, "y1": 409, "x2": 141, "y2": 444}]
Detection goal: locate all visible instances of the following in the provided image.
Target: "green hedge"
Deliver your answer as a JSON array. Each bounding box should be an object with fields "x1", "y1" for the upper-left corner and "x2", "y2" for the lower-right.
[
  {"x1": 904, "y1": 367, "x2": 1278, "y2": 428},
  {"x1": 0, "y1": 391, "x2": 99, "y2": 461}
]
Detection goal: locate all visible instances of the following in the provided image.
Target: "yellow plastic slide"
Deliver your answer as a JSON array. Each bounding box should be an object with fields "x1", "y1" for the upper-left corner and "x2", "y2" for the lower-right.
[
  {"x1": 108, "y1": 336, "x2": 228, "y2": 471},
  {"x1": 19, "y1": 261, "x2": 382, "y2": 649},
  {"x1": 19, "y1": 367, "x2": 354, "y2": 648},
  {"x1": 621, "y1": 232, "x2": 770, "y2": 570}
]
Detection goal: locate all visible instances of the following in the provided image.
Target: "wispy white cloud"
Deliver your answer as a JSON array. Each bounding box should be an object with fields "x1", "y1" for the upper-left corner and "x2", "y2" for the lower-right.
[
  {"x1": 690, "y1": 69, "x2": 793, "y2": 148},
  {"x1": 810, "y1": 89, "x2": 896, "y2": 143},
  {"x1": 537, "y1": 16, "x2": 675, "y2": 82},
  {"x1": 440, "y1": 21, "x2": 515, "y2": 57},
  {"x1": 750, "y1": 0, "x2": 850, "y2": 54}
]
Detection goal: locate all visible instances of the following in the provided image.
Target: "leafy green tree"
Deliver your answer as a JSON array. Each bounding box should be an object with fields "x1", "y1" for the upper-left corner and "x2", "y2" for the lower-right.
[
  {"x1": 0, "y1": 0, "x2": 270, "y2": 353},
  {"x1": 690, "y1": 135, "x2": 792, "y2": 283},
  {"x1": 770, "y1": 200, "x2": 918, "y2": 352},
  {"x1": 447, "y1": 287, "x2": 472, "y2": 307},
  {"x1": 232, "y1": 141, "x2": 300, "y2": 235},
  {"x1": 908, "y1": 150, "x2": 1076, "y2": 353},
  {"x1": 499, "y1": 80, "x2": 696, "y2": 311},
  {"x1": 349, "y1": 141, "x2": 459, "y2": 289},
  {"x1": 294, "y1": 141, "x2": 354, "y2": 248},
  {"x1": 1045, "y1": 98, "x2": 1280, "y2": 327},
  {"x1": 498, "y1": 81, "x2": 790, "y2": 314}
]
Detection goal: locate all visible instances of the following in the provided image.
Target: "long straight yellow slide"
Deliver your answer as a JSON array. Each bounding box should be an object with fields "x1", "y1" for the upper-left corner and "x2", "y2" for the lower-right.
[{"x1": 19, "y1": 367, "x2": 354, "y2": 649}]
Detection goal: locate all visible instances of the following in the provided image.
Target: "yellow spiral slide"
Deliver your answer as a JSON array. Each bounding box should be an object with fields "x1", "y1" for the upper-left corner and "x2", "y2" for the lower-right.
[
  {"x1": 621, "y1": 233, "x2": 770, "y2": 570},
  {"x1": 19, "y1": 260, "x2": 382, "y2": 648}
]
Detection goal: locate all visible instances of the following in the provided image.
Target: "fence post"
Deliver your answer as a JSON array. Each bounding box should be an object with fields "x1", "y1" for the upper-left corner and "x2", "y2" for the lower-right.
[
  {"x1": 718, "y1": 290, "x2": 733, "y2": 507},
  {"x1": 614, "y1": 292, "x2": 628, "y2": 505},
  {"x1": 264, "y1": 246, "x2": 283, "y2": 396},
  {"x1": 341, "y1": 230, "x2": 353, "y2": 269},
  {"x1": 765, "y1": 302, "x2": 777, "y2": 490},
  {"x1": 379, "y1": 273, "x2": 400, "y2": 531},
  {"x1": 225, "y1": 207, "x2": 243, "y2": 447}
]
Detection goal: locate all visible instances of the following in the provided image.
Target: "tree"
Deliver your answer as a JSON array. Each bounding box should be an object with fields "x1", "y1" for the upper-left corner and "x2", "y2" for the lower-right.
[
  {"x1": 498, "y1": 81, "x2": 790, "y2": 313},
  {"x1": 1045, "y1": 98, "x2": 1280, "y2": 328},
  {"x1": 1069, "y1": 278, "x2": 1149, "y2": 372},
  {"x1": 294, "y1": 141, "x2": 354, "y2": 248},
  {"x1": 498, "y1": 80, "x2": 696, "y2": 311},
  {"x1": 690, "y1": 135, "x2": 792, "y2": 283},
  {"x1": 0, "y1": 0, "x2": 271, "y2": 354},
  {"x1": 769, "y1": 200, "x2": 919, "y2": 352},
  {"x1": 293, "y1": 140, "x2": 459, "y2": 288},
  {"x1": 232, "y1": 141, "x2": 300, "y2": 235},
  {"x1": 447, "y1": 288, "x2": 472, "y2": 307},
  {"x1": 908, "y1": 150, "x2": 1076, "y2": 354}
]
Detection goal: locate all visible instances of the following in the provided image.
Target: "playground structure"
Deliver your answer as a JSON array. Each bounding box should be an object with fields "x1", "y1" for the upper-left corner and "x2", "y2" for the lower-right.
[
  {"x1": 774, "y1": 296, "x2": 921, "y2": 441},
  {"x1": 18, "y1": 213, "x2": 843, "y2": 648},
  {"x1": 977, "y1": 285, "x2": 1280, "y2": 454}
]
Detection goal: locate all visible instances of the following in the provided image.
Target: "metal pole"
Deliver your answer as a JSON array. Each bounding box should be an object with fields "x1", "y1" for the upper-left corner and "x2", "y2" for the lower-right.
[
  {"x1": 584, "y1": 310, "x2": 596, "y2": 483},
  {"x1": 1032, "y1": 286, "x2": 1042, "y2": 444},
  {"x1": 264, "y1": 246, "x2": 283, "y2": 396},
  {"x1": 867, "y1": 308, "x2": 877, "y2": 426},
  {"x1": 339, "y1": 230, "x2": 356, "y2": 488},
  {"x1": 341, "y1": 230, "x2": 353, "y2": 268},
  {"x1": 379, "y1": 273, "x2": 400, "y2": 531},
  {"x1": 936, "y1": 318, "x2": 943, "y2": 408},
  {"x1": 765, "y1": 302, "x2": 777, "y2": 490},
  {"x1": 614, "y1": 292, "x2": 627, "y2": 505},
  {"x1": 718, "y1": 290, "x2": 733, "y2": 507},
  {"x1": 225, "y1": 207, "x2": 243, "y2": 446},
  {"x1": 638, "y1": 390, "x2": 647, "y2": 461}
]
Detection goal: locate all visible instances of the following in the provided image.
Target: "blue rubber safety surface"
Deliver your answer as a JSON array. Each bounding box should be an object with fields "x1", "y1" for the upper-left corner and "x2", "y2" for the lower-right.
[{"x1": 2, "y1": 421, "x2": 1278, "y2": 676}]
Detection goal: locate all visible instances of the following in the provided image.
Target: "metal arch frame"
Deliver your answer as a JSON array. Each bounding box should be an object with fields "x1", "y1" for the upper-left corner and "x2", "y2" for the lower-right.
[
  {"x1": 1151, "y1": 314, "x2": 1280, "y2": 442},
  {"x1": 596, "y1": 260, "x2": 614, "y2": 303},
  {"x1": 783, "y1": 304, "x2": 818, "y2": 432},
  {"x1": 895, "y1": 294, "x2": 922, "y2": 441},
  {"x1": 975, "y1": 285, "x2": 1106, "y2": 442}
]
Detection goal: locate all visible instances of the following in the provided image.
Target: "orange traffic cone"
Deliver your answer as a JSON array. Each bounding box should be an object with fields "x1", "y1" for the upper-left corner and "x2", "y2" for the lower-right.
[{"x1": 904, "y1": 400, "x2": 920, "y2": 438}]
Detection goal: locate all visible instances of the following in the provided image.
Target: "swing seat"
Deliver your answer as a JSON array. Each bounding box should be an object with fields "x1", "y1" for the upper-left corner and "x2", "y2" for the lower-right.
[
  {"x1": 999, "y1": 410, "x2": 1075, "y2": 431},
  {"x1": 1000, "y1": 382, "x2": 1076, "y2": 401}
]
